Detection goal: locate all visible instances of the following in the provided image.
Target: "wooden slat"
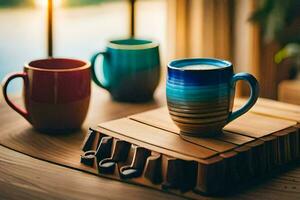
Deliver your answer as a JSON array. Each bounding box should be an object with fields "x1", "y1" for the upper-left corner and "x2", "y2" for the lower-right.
[
  {"x1": 130, "y1": 106, "x2": 293, "y2": 142},
  {"x1": 130, "y1": 108, "x2": 239, "y2": 152},
  {"x1": 258, "y1": 97, "x2": 300, "y2": 111},
  {"x1": 130, "y1": 106, "x2": 253, "y2": 152},
  {"x1": 130, "y1": 107, "x2": 177, "y2": 132},
  {"x1": 225, "y1": 112, "x2": 296, "y2": 138},
  {"x1": 98, "y1": 118, "x2": 217, "y2": 160},
  {"x1": 130, "y1": 107, "x2": 253, "y2": 146},
  {"x1": 180, "y1": 135, "x2": 236, "y2": 152},
  {"x1": 219, "y1": 131, "x2": 253, "y2": 145},
  {"x1": 96, "y1": 126, "x2": 206, "y2": 163},
  {"x1": 234, "y1": 98, "x2": 300, "y2": 123}
]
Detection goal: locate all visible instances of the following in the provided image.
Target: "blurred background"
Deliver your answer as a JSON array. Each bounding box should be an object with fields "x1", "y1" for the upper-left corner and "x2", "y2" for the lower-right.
[{"x1": 1, "y1": 0, "x2": 300, "y2": 104}]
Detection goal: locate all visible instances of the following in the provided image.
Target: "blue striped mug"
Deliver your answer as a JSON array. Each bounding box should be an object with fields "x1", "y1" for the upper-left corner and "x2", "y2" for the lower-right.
[{"x1": 166, "y1": 58, "x2": 259, "y2": 137}]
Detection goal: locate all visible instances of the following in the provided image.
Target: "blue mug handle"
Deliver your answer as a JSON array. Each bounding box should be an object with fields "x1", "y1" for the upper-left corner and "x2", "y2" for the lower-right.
[
  {"x1": 228, "y1": 72, "x2": 259, "y2": 122},
  {"x1": 90, "y1": 51, "x2": 110, "y2": 90}
]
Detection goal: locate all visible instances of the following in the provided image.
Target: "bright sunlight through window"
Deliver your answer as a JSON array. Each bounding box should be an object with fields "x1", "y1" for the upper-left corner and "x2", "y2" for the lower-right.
[{"x1": 35, "y1": 0, "x2": 62, "y2": 7}]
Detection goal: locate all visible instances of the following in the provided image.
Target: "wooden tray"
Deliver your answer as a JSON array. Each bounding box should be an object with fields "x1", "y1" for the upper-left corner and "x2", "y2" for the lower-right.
[{"x1": 80, "y1": 99, "x2": 300, "y2": 198}]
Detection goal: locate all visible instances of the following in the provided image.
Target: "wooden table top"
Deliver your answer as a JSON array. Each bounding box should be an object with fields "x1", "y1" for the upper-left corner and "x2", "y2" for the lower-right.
[{"x1": 0, "y1": 86, "x2": 300, "y2": 200}]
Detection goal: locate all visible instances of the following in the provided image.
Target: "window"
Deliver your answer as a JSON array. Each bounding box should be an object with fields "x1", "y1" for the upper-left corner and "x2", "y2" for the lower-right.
[{"x1": 0, "y1": 0, "x2": 167, "y2": 93}]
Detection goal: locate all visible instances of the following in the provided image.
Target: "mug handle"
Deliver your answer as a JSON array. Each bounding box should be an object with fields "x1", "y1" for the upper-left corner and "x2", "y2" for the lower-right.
[
  {"x1": 2, "y1": 72, "x2": 31, "y2": 123},
  {"x1": 90, "y1": 51, "x2": 110, "y2": 90},
  {"x1": 228, "y1": 72, "x2": 259, "y2": 123}
]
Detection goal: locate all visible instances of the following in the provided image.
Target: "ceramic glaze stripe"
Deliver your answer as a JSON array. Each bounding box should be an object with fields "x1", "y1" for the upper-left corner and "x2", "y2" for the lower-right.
[
  {"x1": 166, "y1": 58, "x2": 235, "y2": 135},
  {"x1": 167, "y1": 85, "x2": 230, "y2": 93},
  {"x1": 167, "y1": 106, "x2": 231, "y2": 116},
  {"x1": 169, "y1": 109, "x2": 230, "y2": 123},
  {"x1": 166, "y1": 82, "x2": 229, "y2": 90},
  {"x1": 171, "y1": 116, "x2": 228, "y2": 125},
  {"x1": 166, "y1": 92, "x2": 230, "y2": 101},
  {"x1": 168, "y1": 105, "x2": 229, "y2": 114},
  {"x1": 174, "y1": 120, "x2": 227, "y2": 127},
  {"x1": 167, "y1": 69, "x2": 232, "y2": 86},
  {"x1": 167, "y1": 95, "x2": 230, "y2": 103},
  {"x1": 169, "y1": 110, "x2": 229, "y2": 118},
  {"x1": 167, "y1": 100, "x2": 229, "y2": 109}
]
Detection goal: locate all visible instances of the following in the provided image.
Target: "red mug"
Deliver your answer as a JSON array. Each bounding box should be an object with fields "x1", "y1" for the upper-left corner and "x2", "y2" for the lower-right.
[{"x1": 2, "y1": 58, "x2": 91, "y2": 132}]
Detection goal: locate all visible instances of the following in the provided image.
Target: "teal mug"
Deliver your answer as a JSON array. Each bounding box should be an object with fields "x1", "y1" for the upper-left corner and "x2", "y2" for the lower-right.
[{"x1": 91, "y1": 38, "x2": 160, "y2": 102}]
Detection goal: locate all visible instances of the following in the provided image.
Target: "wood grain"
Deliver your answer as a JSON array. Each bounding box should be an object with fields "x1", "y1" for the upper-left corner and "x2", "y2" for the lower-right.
[
  {"x1": 3, "y1": 144, "x2": 299, "y2": 200},
  {"x1": 235, "y1": 98, "x2": 300, "y2": 123},
  {"x1": 0, "y1": 145, "x2": 185, "y2": 200},
  {"x1": 130, "y1": 105, "x2": 295, "y2": 140},
  {"x1": 224, "y1": 112, "x2": 296, "y2": 138},
  {"x1": 0, "y1": 86, "x2": 165, "y2": 170},
  {"x1": 1, "y1": 86, "x2": 300, "y2": 199},
  {"x1": 99, "y1": 118, "x2": 217, "y2": 159},
  {"x1": 130, "y1": 107, "x2": 254, "y2": 147},
  {"x1": 95, "y1": 102, "x2": 299, "y2": 195}
]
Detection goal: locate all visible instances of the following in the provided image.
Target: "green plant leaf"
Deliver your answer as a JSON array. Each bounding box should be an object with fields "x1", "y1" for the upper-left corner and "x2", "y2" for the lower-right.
[{"x1": 275, "y1": 43, "x2": 300, "y2": 63}]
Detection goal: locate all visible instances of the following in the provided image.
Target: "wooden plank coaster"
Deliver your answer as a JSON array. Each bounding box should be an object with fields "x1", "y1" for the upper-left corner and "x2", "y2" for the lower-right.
[
  {"x1": 129, "y1": 107, "x2": 254, "y2": 145},
  {"x1": 80, "y1": 101, "x2": 300, "y2": 198},
  {"x1": 130, "y1": 106, "x2": 298, "y2": 183},
  {"x1": 235, "y1": 98, "x2": 300, "y2": 171}
]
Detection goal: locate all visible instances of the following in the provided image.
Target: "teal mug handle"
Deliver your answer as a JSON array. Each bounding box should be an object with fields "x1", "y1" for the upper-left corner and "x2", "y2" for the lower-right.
[
  {"x1": 90, "y1": 51, "x2": 110, "y2": 90},
  {"x1": 228, "y1": 72, "x2": 259, "y2": 122}
]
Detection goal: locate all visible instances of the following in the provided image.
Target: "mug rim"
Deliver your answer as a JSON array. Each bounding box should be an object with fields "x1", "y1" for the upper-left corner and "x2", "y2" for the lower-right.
[
  {"x1": 168, "y1": 58, "x2": 232, "y2": 71},
  {"x1": 107, "y1": 38, "x2": 159, "y2": 50},
  {"x1": 25, "y1": 58, "x2": 91, "y2": 72}
]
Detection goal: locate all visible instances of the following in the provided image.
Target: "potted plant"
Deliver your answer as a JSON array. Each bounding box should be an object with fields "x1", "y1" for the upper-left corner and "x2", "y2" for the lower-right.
[{"x1": 249, "y1": 0, "x2": 300, "y2": 79}]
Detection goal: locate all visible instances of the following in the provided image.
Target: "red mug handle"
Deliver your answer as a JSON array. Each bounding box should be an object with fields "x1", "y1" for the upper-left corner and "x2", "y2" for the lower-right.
[{"x1": 2, "y1": 72, "x2": 31, "y2": 123}]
